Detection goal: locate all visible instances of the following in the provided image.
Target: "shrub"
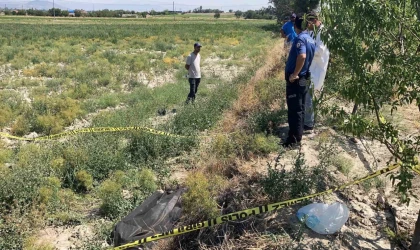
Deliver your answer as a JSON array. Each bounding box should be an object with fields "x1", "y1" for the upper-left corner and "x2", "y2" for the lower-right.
[
  {"x1": 23, "y1": 236, "x2": 55, "y2": 250},
  {"x1": 70, "y1": 83, "x2": 92, "y2": 99},
  {"x1": 211, "y1": 135, "x2": 235, "y2": 159},
  {"x1": 0, "y1": 142, "x2": 12, "y2": 167},
  {"x1": 98, "y1": 180, "x2": 129, "y2": 219},
  {"x1": 50, "y1": 157, "x2": 65, "y2": 176},
  {"x1": 136, "y1": 168, "x2": 157, "y2": 193},
  {"x1": 45, "y1": 78, "x2": 69, "y2": 91},
  {"x1": 154, "y1": 41, "x2": 174, "y2": 52},
  {"x1": 262, "y1": 152, "x2": 313, "y2": 201},
  {"x1": 183, "y1": 172, "x2": 226, "y2": 220},
  {"x1": 227, "y1": 132, "x2": 278, "y2": 159},
  {"x1": 127, "y1": 132, "x2": 196, "y2": 166},
  {"x1": 34, "y1": 114, "x2": 63, "y2": 135},
  {"x1": 249, "y1": 109, "x2": 288, "y2": 135},
  {"x1": 0, "y1": 107, "x2": 13, "y2": 127},
  {"x1": 98, "y1": 74, "x2": 112, "y2": 87},
  {"x1": 38, "y1": 177, "x2": 61, "y2": 210},
  {"x1": 68, "y1": 135, "x2": 128, "y2": 183},
  {"x1": 252, "y1": 133, "x2": 278, "y2": 154},
  {"x1": 332, "y1": 154, "x2": 354, "y2": 175},
  {"x1": 75, "y1": 170, "x2": 94, "y2": 192}
]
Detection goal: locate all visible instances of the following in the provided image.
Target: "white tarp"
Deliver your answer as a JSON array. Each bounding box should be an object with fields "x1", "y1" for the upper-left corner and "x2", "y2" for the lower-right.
[{"x1": 310, "y1": 24, "x2": 330, "y2": 91}]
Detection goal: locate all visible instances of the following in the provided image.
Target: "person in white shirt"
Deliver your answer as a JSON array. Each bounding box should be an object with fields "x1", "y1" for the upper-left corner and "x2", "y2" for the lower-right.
[
  {"x1": 185, "y1": 42, "x2": 202, "y2": 104},
  {"x1": 304, "y1": 11, "x2": 330, "y2": 132}
]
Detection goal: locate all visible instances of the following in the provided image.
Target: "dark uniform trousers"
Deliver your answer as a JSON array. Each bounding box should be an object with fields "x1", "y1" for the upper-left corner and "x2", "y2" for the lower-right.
[{"x1": 285, "y1": 73, "x2": 308, "y2": 143}]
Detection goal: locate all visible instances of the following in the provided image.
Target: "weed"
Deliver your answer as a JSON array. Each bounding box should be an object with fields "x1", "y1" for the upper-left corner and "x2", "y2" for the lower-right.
[
  {"x1": 332, "y1": 154, "x2": 353, "y2": 175},
  {"x1": 361, "y1": 176, "x2": 386, "y2": 193},
  {"x1": 384, "y1": 227, "x2": 410, "y2": 248},
  {"x1": 0, "y1": 141, "x2": 12, "y2": 167},
  {"x1": 228, "y1": 132, "x2": 278, "y2": 160},
  {"x1": 183, "y1": 172, "x2": 226, "y2": 220},
  {"x1": 211, "y1": 134, "x2": 235, "y2": 159},
  {"x1": 98, "y1": 180, "x2": 128, "y2": 219},
  {"x1": 23, "y1": 236, "x2": 55, "y2": 250},
  {"x1": 98, "y1": 168, "x2": 157, "y2": 219},
  {"x1": 75, "y1": 170, "x2": 94, "y2": 192},
  {"x1": 262, "y1": 151, "x2": 313, "y2": 201}
]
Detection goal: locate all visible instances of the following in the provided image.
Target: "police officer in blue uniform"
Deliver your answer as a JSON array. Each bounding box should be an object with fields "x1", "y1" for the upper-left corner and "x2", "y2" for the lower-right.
[{"x1": 283, "y1": 16, "x2": 316, "y2": 148}]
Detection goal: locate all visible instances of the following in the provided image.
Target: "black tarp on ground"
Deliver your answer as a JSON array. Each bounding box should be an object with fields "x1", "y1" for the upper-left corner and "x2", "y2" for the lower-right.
[{"x1": 112, "y1": 188, "x2": 185, "y2": 249}]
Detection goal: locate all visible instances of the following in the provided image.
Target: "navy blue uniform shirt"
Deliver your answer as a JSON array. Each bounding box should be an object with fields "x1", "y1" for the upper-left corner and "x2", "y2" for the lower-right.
[{"x1": 285, "y1": 31, "x2": 315, "y2": 77}]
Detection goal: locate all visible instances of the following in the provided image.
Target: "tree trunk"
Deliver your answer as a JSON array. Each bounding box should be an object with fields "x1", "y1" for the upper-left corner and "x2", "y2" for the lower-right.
[{"x1": 412, "y1": 209, "x2": 420, "y2": 250}]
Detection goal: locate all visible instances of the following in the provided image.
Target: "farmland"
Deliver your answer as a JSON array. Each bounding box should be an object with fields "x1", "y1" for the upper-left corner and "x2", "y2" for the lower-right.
[{"x1": 0, "y1": 16, "x2": 281, "y2": 249}]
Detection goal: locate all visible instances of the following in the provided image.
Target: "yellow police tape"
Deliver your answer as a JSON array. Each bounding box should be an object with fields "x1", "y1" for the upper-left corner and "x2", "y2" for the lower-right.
[
  {"x1": 114, "y1": 164, "x2": 400, "y2": 250},
  {"x1": 0, "y1": 127, "x2": 187, "y2": 141},
  {"x1": 411, "y1": 165, "x2": 420, "y2": 176}
]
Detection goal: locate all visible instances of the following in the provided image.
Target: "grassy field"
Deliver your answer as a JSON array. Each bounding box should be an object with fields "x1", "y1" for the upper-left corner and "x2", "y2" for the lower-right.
[{"x1": 0, "y1": 16, "x2": 279, "y2": 249}]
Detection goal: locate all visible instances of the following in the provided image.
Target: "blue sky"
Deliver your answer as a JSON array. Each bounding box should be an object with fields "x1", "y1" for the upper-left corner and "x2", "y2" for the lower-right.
[{"x1": 1, "y1": 0, "x2": 271, "y2": 11}]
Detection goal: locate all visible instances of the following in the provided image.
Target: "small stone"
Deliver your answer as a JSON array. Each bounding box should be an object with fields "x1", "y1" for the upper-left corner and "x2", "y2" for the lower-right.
[
  {"x1": 361, "y1": 218, "x2": 372, "y2": 226},
  {"x1": 362, "y1": 197, "x2": 370, "y2": 203},
  {"x1": 376, "y1": 194, "x2": 386, "y2": 205},
  {"x1": 350, "y1": 138, "x2": 358, "y2": 144}
]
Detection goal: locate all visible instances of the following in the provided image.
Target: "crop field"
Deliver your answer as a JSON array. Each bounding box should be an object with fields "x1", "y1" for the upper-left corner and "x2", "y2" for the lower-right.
[{"x1": 0, "y1": 16, "x2": 279, "y2": 249}]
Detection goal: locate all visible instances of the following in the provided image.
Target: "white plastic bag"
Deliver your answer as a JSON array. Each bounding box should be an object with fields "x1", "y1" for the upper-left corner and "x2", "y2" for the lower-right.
[{"x1": 296, "y1": 202, "x2": 349, "y2": 234}]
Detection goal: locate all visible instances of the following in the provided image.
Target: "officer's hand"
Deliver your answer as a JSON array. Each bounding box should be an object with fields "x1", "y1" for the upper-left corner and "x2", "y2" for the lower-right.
[{"x1": 289, "y1": 74, "x2": 299, "y2": 83}]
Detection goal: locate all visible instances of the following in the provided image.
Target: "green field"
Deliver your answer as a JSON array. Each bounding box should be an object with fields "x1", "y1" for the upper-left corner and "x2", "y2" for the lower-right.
[{"x1": 0, "y1": 16, "x2": 278, "y2": 249}]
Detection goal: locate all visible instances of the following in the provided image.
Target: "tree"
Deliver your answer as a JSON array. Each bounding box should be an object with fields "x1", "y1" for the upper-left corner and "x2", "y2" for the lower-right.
[
  {"x1": 413, "y1": 210, "x2": 420, "y2": 250},
  {"x1": 140, "y1": 12, "x2": 147, "y2": 18},
  {"x1": 269, "y1": 0, "x2": 320, "y2": 23},
  {"x1": 74, "y1": 9, "x2": 82, "y2": 17},
  {"x1": 48, "y1": 8, "x2": 62, "y2": 16},
  {"x1": 214, "y1": 12, "x2": 221, "y2": 19},
  {"x1": 243, "y1": 10, "x2": 256, "y2": 19},
  {"x1": 234, "y1": 10, "x2": 242, "y2": 19},
  {"x1": 320, "y1": 0, "x2": 420, "y2": 231},
  {"x1": 229, "y1": 9, "x2": 233, "y2": 13}
]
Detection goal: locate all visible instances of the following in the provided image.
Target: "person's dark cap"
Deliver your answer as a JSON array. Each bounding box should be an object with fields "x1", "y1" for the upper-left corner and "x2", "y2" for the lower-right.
[
  {"x1": 294, "y1": 16, "x2": 304, "y2": 30},
  {"x1": 291, "y1": 13, "x2": 296, "y2": 18},
  {"x1": 194, "y1": 42, "x2": 202, "y2": 47}
]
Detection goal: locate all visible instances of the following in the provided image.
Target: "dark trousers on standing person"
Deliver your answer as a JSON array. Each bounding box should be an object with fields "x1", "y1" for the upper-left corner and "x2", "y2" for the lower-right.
[
  {"x1": 186, "y1": 78, "x2": 201, "y2": 103},
  {"x1": 285, "y1": 73, "x2": 308, "y2": 145}
]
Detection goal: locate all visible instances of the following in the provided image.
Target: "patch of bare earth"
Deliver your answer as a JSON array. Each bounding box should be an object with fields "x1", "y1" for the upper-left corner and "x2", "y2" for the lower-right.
[
  {"x1": 35, "y1": 225, "x2": 97, "y2": 250},
  {"x1": 202, "y1": 55, "x2": 246, "y2": 83}
]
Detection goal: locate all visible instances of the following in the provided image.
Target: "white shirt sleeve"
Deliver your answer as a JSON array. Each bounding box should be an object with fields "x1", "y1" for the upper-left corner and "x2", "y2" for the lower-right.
[{"x1": 186, "y1": 55, "x2": 191, "y2": 65}]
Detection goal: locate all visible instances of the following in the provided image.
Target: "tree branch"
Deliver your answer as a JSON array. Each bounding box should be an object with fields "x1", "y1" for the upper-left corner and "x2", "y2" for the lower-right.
[{"x1": 370, "y1": 93, "x2": 402, "y2": 161}]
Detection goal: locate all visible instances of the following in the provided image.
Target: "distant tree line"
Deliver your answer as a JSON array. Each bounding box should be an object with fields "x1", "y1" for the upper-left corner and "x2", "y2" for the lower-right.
[
  {"x1": 0, "y1": 6, "x2": 276, "y2": 20},
  {"x1": 191, "y1": 6, "x2": 225, "y2": 13},
  {"x1": 241, "y1": 7, "x2": 276, "y2": 19},
  {"x1": 231, "y1": 7, "x2": 276, "y2": 20},
  {"x1": 0, "y1": 8, "x2": 159, "y2": 17}
]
